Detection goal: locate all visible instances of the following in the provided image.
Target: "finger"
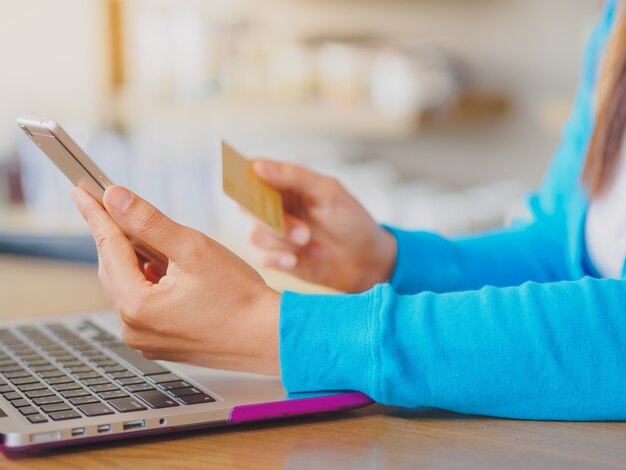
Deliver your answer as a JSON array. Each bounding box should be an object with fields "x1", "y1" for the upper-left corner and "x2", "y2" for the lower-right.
[
  {"x1": 252, "y1": 160, "x2": 328, "y2": 198},
  {"x1": 71, "y1": 187, "x2": 148, "y2": 290},
  {"x1": 250, "y1": 224, "x2": 297, "y2": 253},
  {"x1": 102, "y1": 185, "x2": 188, "y2": 261},
  {"x1": 250, "y1": 213, "x2": 310, "y2": 247},
  {"x1": 98, "y1": 265, "x2": 117, "y2": 309},
  {"x1": 261, "y1": 249, "x2": 298, "y2": 271}
]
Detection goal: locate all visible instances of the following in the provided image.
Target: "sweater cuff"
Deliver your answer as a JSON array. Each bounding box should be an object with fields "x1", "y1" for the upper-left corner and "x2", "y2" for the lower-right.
[
  {"x1": 382, "y1": 225, "x2": 455, "y2": 294},
  {"x1": 279, "y1": 288, "x2": 380, "y2": 396}
]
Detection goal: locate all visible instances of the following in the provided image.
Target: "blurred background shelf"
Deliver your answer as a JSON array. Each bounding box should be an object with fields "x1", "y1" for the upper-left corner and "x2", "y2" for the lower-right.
[
  {"x1": 0, "y1": 0, "x2": 600, "y2": 260},
  {"x1": 121, "y1": 98, "x2": 424, "y2": 139}
]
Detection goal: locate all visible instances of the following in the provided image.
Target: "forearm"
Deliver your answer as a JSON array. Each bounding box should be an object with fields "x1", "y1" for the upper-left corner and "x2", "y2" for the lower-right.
[
  {"x1": 280, "y1": 277, "x2": 626, "y2": 420},
  {"x1": 384, "y1": 215, "x2": 570, "y2": 294}
]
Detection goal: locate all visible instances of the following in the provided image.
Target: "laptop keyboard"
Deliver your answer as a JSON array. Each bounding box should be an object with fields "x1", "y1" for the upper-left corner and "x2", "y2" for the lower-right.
[{"x1": 0, "y1": 321, "x2": 215, "y2": 424}]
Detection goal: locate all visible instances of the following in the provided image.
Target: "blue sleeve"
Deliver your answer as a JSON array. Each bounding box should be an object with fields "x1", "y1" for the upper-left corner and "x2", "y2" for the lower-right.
[
  {"x1": 280, "y1": 277, "x2": 626, "y2": 420},
  {"x1": 383, "y1": 0, "x2": 617, "y2": 294},
  {"x1": 385, "y1": 214, "x2": 569, "y2": 294}
]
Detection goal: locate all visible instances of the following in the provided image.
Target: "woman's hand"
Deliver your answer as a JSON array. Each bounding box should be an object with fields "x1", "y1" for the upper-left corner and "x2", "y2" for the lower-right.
[
  {"x1": 248, "y1": 161, "x2": 397, "y2": 293},
  {"x1": 71, "y1": 185, "x2": 281, "y2": 375}
]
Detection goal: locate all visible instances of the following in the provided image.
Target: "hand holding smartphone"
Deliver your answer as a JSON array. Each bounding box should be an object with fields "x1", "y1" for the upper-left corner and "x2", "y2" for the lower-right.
[{"x1": 17, "y1": 118, "x2": 169, "y2": 276}]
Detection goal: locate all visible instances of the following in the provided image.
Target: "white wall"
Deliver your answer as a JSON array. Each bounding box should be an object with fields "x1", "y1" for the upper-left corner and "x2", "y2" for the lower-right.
[
  {"x1": 263, "y1": 0, "x2": 603, "y2": 187},
  {"x1": 0, "y1": 0, "x2": 606, "y2": 188},
  {"x1": 0, "y1": 0, "x2": 109, "y2": 160},
  {"x1": 123, "y1": 0, "x2": 603, "y2": 187}
]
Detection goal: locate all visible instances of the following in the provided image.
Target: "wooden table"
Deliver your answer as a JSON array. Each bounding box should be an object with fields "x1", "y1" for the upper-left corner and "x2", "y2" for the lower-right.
[{"x1": 2, "y1": 254, "x2": 626, "y2": 469}]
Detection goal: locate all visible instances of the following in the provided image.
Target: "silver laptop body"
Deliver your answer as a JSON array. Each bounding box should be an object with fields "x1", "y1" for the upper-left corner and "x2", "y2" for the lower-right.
[{"x1": 0, "y1": 311, "x2": 371, "y2": 451}]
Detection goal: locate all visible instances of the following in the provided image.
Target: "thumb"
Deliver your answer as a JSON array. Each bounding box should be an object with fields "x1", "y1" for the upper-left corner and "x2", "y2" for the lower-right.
[
  {"x1": 103, "y1": 185, "x2": 185, "y2": 262},
  {"x1": 252, "y1": 160, "x2": 325, "y2": 197}
]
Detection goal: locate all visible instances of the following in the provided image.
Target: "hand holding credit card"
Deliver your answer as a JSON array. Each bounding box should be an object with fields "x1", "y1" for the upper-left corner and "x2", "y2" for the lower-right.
[{"x1": 222, "y1": 141, "x2": 286, "y2": 235}]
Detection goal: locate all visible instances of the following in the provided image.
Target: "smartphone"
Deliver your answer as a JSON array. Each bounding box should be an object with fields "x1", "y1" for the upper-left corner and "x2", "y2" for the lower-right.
[{"x1": 17, "y1": 118, "x2": 169, "y2": 275}]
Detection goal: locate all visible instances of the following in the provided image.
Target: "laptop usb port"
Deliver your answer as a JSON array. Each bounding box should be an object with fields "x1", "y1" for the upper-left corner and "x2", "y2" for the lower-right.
[
  {"x1": 71, "y1": 427, "x2": 86, "y2": 437},
  {"x1": 123, "y1": 420, "x2": 145, "y2": 431},
  {"x1": 97, "y1": 424, "x2": 112, "y2": 434}
]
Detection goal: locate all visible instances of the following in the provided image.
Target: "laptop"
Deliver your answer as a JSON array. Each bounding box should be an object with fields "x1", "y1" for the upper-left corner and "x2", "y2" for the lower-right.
[{"x1": 0, "y1": 311, "x2": 372, "y2": 451}]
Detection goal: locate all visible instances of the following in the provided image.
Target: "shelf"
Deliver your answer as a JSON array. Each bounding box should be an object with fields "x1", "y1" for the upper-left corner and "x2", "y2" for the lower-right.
[{"x1": 120, "y1": 97, "x2": 424, "y2": 139}]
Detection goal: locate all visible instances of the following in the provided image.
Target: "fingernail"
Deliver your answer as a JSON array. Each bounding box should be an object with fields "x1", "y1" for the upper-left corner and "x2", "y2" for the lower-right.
[
  {"x1": 289, "y1": 227, "x2": 309, "y2": 245},
  {"x1": 106, "y1": 186, "x2": 133, "y2": 213},
  {"x1": 278, "y1": 253, "x2": 297, "y2": 270},
  {"x1": 253, "y1": 161, "x2": 277, "y2": 177}
]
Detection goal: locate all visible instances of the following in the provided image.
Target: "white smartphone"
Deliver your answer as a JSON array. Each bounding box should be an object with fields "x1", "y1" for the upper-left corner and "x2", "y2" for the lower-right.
[{"x1": 17, "y1": 118, "x2": 169, "y2": 275}]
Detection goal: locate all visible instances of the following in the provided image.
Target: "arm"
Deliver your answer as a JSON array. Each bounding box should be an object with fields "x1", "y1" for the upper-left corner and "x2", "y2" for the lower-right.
[
  {"x1": 385, "y1": 213, "x2": 569, "y2": 294},
  {"x1": 383, "y1": 0, "x2": 619, "y2": 294},
  {"x1": 281, "y1": 277, "x2": 626, "y2": 420}
]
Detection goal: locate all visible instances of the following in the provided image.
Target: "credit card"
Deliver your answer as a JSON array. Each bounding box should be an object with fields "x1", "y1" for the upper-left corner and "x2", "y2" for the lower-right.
[{"x1": 222, "y1": 140, "x2": 285, "y2": 235}]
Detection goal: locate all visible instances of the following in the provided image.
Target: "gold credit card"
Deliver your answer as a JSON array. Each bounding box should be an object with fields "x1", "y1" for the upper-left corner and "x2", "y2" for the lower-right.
[{"x1": 222, "y1": 140, "x2": 285, "y2": 235}]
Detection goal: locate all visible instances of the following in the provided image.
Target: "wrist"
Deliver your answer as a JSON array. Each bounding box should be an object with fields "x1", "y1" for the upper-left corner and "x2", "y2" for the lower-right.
[
  {"x1": 249, "y1": 287, "x2": 282, "y2": 375},
  {"x1": 353, "y1": 226, "x2": 397, "y2": 292},
  {"x1": 374, "y1": 227, "x2": 397, "y2": 284}
]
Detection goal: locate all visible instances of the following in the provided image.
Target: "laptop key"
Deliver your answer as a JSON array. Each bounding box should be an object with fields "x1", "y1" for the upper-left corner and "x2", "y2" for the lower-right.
[
  {"x1": 32, "y1": 365, "x2": 58, "y2": 373},
  {"x1": 59, "y1": 360, "x2": 83, "y2": 368},
  {"x1": 53, "y1": 355, "x2": 75, "y2": 363},
  {"x1": 4, "y1": 370, "x2": 32, "y2": 379},
  {"x1": 11, "y1": 399, "x2": 30, "y2": 408},
  {"x1": 74, "y1": 371, "x2": 101, "y2": 380},
  {"x1": 53, "y1": 382, "x2": 82, "y2": 392},
  {"x1": 27, "y1": 413, "x2": 48, "y2": 424},
  {"x1": 17, "y1": 382, "x2": 46, "y2": 392},
  {"x1": 158, "y1": 380, "x2": 193, "y2": 391},
  {"x1": 4, "y1": 392, "x2": 22, "y2": 400},
  {"x1": 167, "y1": 387, "x2": 204, "y2": 398},
  {"x1": 108, "y1": 397, "x2": 147, "y2": 413},
  {"x1": 99, "y1": 362, "x2": 127, "y2": 372},
  {"x1": 69, "y1": 395, "x2": 99, "y2": 406},
  {"x1": 99, "y1": 390, "x2": 128, "y2": 400},
  {"x1": 24, "y1": 359, "x2": 49, "y2": 367},
  {"x1": 41, "y1": 402, "x2": 72, "y2": 413},
  {"x1": 19, "y1": 406, "x2": 39, "y2": 416},
  {"x1": 11, "y1": 346, "x2": 33, "y2": 354},
  {"x1": 91, "y1": 384, "x2": 119, "y2": 393},
  {"x1": 24, "y1": 356, "x2": 48, "y2": 364},
  {"x1": 10, "y1": 376, "x2": 39, "y2": 386},
  {"x1": 77, "y1": 402, "x2": 114, "y2": 417},
  {"x1": 66, "y1": 366, "x2": 91, "y2": 374},
  {"x1": 146, "y1": 373, "x2": 181, "y2": 384},
  {"x1": 125, "y1": 383, "x2": 154, "y2": 393},
  {"x1": 82, "y1": 377, "x2": 109, "y2": 387},
  {"x1": 61, "y1": 389, "x2": 91, "y2": 399},
  {"x1": 0, "y1": 384, "x2": 14, "y2": 393},
  {"x1": 39, "y1": 370, "x2": 67, "y2": 379},
  {"x1": 46, "y1": 376, "x2": 73, "y2": 385},
  {"x1": 106, "y1": 345, "x2": 169, "y2": 376},
  {"x1": 134, "y1": 390, "x2": 179, "y2": 409},
  {"x1": 93, "y1": 360, "x2": 118, "y2": 368},
  {"x1": 25, "y1": 389, "x2": 55, "y2": 399},
  {"x1": 177, "y1": 394, "x2": 215, "y2": 405},
  {"x1": 115, "y1": 376, "x2": 144, "y2": 385},
  {"x1": 49, "y1": 410, "x2": 81, "y2": 421},
  {"x1": 84, "y1": 354, "x2": 108, "y2": 362},
  {"x1": 32, "y1": 396, "x2": 63, "y2": 406}
]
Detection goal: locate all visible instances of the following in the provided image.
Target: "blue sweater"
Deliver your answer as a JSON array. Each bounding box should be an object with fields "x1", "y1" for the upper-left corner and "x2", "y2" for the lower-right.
[{"x1": 278, "y1": 0, "x2": 626, "y2": 420}]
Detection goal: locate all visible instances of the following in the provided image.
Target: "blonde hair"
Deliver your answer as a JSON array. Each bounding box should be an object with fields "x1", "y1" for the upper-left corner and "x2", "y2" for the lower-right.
[{"x1": 582, "y1": 10, "x2": 626, "y2": 195}]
